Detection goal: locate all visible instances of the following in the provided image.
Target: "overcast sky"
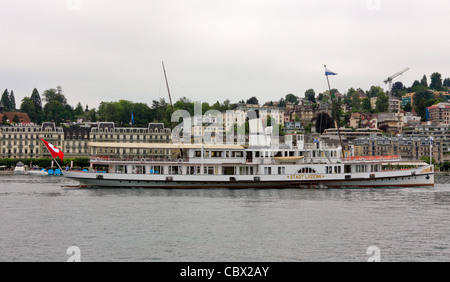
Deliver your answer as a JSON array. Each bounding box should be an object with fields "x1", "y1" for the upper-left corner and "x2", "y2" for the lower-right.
[{"x1": 1, "y1": 0, "x2": 449, "y2": 109}]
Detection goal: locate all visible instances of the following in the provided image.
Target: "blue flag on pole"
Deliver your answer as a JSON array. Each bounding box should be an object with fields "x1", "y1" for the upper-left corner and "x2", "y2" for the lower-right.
[
  {"x1": 325, "y1": 68, "x2": 338, "y2": 76},
  {"x1": 131, "y1": 112, "x2": 134, "y2": 125}
]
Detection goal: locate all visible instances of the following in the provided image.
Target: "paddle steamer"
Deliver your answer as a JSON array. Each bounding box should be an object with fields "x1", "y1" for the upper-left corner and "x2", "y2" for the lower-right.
[{"x1": 63, "y1": 132, "x2": 434, "y2": 188}]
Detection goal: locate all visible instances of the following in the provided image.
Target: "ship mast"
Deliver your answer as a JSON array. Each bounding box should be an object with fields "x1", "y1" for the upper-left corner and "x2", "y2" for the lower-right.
[
  {"x1": 324, "y1": 65, "x2": 345, "y2": 159},
  {"x1": 162, "y1": 61, "x2": 174, "y2": 111}
]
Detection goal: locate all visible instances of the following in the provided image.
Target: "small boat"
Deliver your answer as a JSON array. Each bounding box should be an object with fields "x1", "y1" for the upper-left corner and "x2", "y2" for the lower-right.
[
  {"x1": 13, "y1": 162, "x2": 26, "y2": 174},
  {"x1": 27, "y1": 168, "x2": 48, "y2": 176},
  {"x1": 274, "y1": 156, "x2": 304, "y2": 162}
]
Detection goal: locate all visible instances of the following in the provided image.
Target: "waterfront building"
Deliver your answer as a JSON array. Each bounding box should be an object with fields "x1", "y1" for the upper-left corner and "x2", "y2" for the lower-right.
[
  {"x1": 354, "y1": 135, "x2": 442, "y2": 163},
  {"x1": 401, "y1": 92, "x2": 415, "y2": 108},
  {"x1": 259, "y1": 106, "x2": 284, "y2": 127},
  {"x1": 426, "y1": 102, "x2": 450, "y2": 125},
  {"x1": 283, "y1": 121, "x2": 304, "y2": 135},
  {"x1": 389, "y1": 98, "x2": 402, "y2": 113},
  {"x1": 349, "y1": 112, "x2": 377, "y2": 129},
  {"x1": 403, "y1": 111, "x2": 421, "y2": 126},
  {"x1": 323, "y1": 127, "x2": 382, "y2": 141},
  {"x1": 402, "y1": 124, "x2": 450, "y2": 162},
  {"x1": 0, "y1": 122, "x2": 63, "y2": 159},
  {"x1": 377, "y1": 112, "x2": 404, "y2": 135},
  {"x1": 63, "y1": 126, "x2": 91, "y2": 158},
  {"x1": 0, "y1": 122, "x2": 172, "y2": 160}
]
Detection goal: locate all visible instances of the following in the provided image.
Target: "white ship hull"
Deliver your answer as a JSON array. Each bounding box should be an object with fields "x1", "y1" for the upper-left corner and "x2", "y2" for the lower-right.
[{"x1": 63, "y1": 165, "x2": 434, "y2": 189}]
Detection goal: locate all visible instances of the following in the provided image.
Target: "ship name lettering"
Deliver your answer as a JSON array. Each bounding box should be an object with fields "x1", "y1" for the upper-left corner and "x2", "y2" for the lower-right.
[{"x1": 287, "y1": 174, "x2": 323, "y2": 180}]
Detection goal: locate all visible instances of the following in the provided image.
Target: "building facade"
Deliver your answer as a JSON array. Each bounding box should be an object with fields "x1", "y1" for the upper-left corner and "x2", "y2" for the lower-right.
[
  {"x1": 0, "y1": 122, "x2": 172, "y2": 160},
  {"x1": 427, "y1": 102, "x2": 450, "y2": 125},
  {"x1": 354, "y1": 136, "x2": 442, "y2": 163},
  {"x1": 0, "y1": 122, "x2": 64, "y2": 159},
  {"x1": 402, "y1": 124, "x2": 450, "y2": 162}
]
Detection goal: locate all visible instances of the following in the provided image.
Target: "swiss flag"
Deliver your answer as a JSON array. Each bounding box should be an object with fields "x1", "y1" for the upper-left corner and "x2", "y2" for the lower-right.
[{"x1": 40, "y1": 138, "x2": 64, "y2": 161}]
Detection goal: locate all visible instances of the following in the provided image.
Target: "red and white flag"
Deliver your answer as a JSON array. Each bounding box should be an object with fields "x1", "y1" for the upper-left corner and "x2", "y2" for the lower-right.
[{"x1": 40, "y1": 138, "x2": 64, "y2": 161}]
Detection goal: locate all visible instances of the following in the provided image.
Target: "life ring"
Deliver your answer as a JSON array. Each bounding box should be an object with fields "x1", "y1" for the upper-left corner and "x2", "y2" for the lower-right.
[{"x1": 178, "y1": 158, "x2": 183, "y2": 163}]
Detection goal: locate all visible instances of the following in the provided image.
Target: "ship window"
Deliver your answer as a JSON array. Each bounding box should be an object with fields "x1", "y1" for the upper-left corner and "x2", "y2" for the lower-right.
[
  {"x1": 334, "y1": 166, "x2": 341, "y2": 173},
  {"x1": 298, "y1": 167, "x2": 317, "y2": 174},
  {"x1": 264, "y1": 167, "x2": 272, "y2": 175}
]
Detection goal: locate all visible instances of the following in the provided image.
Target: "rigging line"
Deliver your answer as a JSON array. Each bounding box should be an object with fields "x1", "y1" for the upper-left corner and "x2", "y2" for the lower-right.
[{"x1": 166, "y1": 72, "x2": 196, "y2": 102}]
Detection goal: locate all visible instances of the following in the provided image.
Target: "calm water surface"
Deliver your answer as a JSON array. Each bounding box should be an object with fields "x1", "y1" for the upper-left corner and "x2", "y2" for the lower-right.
[{"x1": 0, "y1": 174, "x2": 449, "y2": 262}]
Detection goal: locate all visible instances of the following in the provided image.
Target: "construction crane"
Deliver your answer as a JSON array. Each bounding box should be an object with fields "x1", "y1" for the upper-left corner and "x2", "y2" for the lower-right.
[{"x1": 384, "y1": 67, "x2": 409, "y2": 112}]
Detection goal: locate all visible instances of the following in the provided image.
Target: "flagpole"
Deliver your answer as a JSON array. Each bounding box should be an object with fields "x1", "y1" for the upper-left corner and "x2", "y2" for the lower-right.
[
  {"x1": 430, "y1": 136, "x2": 432, "y2": 166},
  {"x1": 324, "y1": 65, "x2": 345, "y2": 159},
  {"x1": 53, "y1": 157, "x2": 63, "y2": 171}
]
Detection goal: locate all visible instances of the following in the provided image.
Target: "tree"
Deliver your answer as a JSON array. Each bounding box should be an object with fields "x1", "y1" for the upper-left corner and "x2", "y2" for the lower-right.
[
  {"x1": 403, "y1": 102, "x2": 412, "y2": 112},
  {"x1": 414, "y1": 88, "x2": 434, "y2": 121},
  {"x1": 443, "y1": 78, "x2": 450, "y2": 88},
  {"x1": 367, "y1": 86, "x2": 385, "y2": 98},
  {"x1": 9, "y1": 91, "x2": 16, "y2": 110},
  {"x1": 430, "y1": 72, "x2": 443, "y2": 91},
  {"x1": 317, "y1": 93, "x2": 324, "y2": 101},
  {"x1": 351, "y1": 92, "x2": 360, "y2": 111},
  {"x1": 304, "y1": 89, "x2": 316, "y2": 103},
  {"x1": 30, "y1": 88, "x2": 43, "y2": 123},
  {"x1": 420, "y1": 75, "x2": 428, "y2": 87},
  {"x1": 20, "y1": 97, "x2": 36, "y2": 120},
  {"x1": 361, "y1": 97, "x2": 371, "y2": 111},
  {"x1": 375, "y1": 91, "x2": 389, "y2": 113},
  {"x1": 285, "y1": 93, "x2": 298, "y2": 104},
  {"x1": 1, "y1": 89, "x2": 12, "y2": 111},
  {"x1": 2, "y1": 114, "x2": 8, "y2": 124},
  {"x1": 12, "y1": 114, "x2": 19, "y2": 123},
  {"x1": 410, "y1": 80, "x2": 421, "y2": 91},
  {"x1": 391, "y1": 82, "x2": 405, "y2": 98},
  {"x1": 42, "y1": 88, "x2": 73, "y2": 124},
  {"x1": 74, "y1": 102, "x2": 84, "y2": 117},
  {"x1": 246, "y1": 97, "x2": 259, "y2": 105}
]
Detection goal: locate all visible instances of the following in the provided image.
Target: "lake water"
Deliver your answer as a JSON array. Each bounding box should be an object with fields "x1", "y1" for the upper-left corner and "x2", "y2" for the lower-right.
[{"x1": 0, "y1": 174, "x2": 449, "y2": 262}]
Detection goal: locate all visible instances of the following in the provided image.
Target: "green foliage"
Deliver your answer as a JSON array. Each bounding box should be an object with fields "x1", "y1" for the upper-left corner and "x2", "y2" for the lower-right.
[
  {"x1": 9, "y1": 90, "x2": 16, "y2": 110},
  {"x1": 285, "y1": 93, "x2": 298, "y2": 104},
  {"x1": 420, "y1": 75, "x2": 428, "y2": 87},
  {"x1": 74, "y1": 102, "x2": 84, "y2": 117},
  {"x1": 1, "y1": 89, "x2": 12, "y2": 111},
  {"x1": 375, "y1": 91, "x2": 389, "y2": 113},
  {"x1": 403, "y1": 102, "x2": 412, "y2": 112},
  {"x1": 246, "y1": 96, "x2": 259, "y2": 105},
  {"x1": 304, "y1": 89, "x2": 316, "y2": 103},
  {"x1": 361, "y1": 97, "x2": 371, "y2": 111},
  {"x1": 413, "y1": 88, "x2": 435, "y2": 120},
  {"x1": 42, "y1": 88, "x2": 73, "y2": 124},
  {"x1": 20, "y1": 97, "x2": 36, "y2": 119},
  {"x1": 351, "y1": 92, "x2": 360, "y2": 110},
  {"x1": 430, "y1": 72, "x2": 443, "y2": 91},
  {"x1": 12, "y1": 114, "x2": 19, "y2": 123}
]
